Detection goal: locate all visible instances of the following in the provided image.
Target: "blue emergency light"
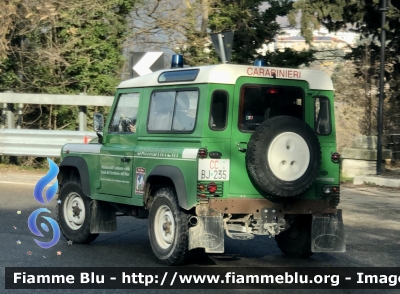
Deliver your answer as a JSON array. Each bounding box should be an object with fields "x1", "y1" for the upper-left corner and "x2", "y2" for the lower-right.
[
  {"x1": 171, "y1": 54, "x2": 184, "y2": 68},
  {"x1": 254, "y1": 59, "x2": 266, "y2": 66}
]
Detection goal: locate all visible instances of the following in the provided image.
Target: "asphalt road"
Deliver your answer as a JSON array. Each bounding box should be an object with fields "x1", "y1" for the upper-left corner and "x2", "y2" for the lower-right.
[{"x1": 1, "y1": 168, "x2": 400, "y2": 294}]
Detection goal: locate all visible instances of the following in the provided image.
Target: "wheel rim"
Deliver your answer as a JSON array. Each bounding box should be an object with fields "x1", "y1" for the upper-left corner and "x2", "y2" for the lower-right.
[
  {"x1": 267, "y1": 132, "x2": 310, "y2": 181},
  {"x1": 63, "y1": 192, "x2": 85, "y2": 230},
  {"x1": 154, "y1": 204, "x2": 175, "y2": 250}
]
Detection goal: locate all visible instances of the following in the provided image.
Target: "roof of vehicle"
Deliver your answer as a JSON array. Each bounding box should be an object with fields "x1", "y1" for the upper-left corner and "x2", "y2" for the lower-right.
[{"x1": 117, "y1": 64, "x2": 334, "y2": 90}]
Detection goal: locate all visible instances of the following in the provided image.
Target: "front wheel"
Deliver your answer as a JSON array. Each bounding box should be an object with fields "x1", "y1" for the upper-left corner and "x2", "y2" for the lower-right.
[
  {"x1": 148, "y1": 187, "x2": 190, "y2": 265},
  {"x1": 57, "y1": 180, "x2": 99, "y2": 244},
  {"x1": 275, "y1": 215, "x2": 313, "y2": 258}
]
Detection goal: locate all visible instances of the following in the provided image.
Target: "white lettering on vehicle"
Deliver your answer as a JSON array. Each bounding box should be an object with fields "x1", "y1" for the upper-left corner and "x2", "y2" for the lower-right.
[{"x1": 247, "y1": 67, "x2": 301, "y2": 79}]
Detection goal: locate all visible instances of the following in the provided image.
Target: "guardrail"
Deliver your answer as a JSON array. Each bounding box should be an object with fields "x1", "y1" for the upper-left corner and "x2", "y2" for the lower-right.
[
  {"x1": 0, "y1": 92, "x2": 113, "y2": 131},
  {"x1": 0, "y1": 92, "x2": 111, "y2": 157},
  {"x1": 0, "y1": 129, "x2": 97, "y2": 158}
]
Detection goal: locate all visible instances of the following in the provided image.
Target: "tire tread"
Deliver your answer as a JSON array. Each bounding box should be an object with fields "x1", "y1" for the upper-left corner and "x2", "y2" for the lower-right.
[
  {"x1": 275, "y1": 215, "x2": 313, "y2": 258},
  {"x1": 149, "y1": 187, "x2": 190, "y2": 265}
]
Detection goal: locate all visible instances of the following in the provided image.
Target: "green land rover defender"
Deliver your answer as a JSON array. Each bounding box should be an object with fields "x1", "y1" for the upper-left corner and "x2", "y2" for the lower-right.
[{"x1": 57, "y1": 60, "x2": 345, "y2": 265}]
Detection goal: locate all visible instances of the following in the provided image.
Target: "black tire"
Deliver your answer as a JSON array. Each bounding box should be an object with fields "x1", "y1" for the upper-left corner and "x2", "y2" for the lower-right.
[
  {"x1": 148, "y1": 187, "x2": 190, "y2": 265},
  {"x1": 246, "y1": 115, "x2": 321, "y2": 196},
  {"x1": 57, "y1": 180, "x2": 99, "y2": 244},
  {"x1": 275, "y1": 215, "x2": 313, "y2": 258}
]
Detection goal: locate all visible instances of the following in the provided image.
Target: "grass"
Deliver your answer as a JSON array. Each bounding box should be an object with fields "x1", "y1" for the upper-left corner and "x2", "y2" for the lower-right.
[
  {"x1": 0, "y1": 163, "x2": 47, "y2": 171},
  {"x1": 363, "y1": 181, "x2": 378, "y2": 186},
  {"x1": 0, "y1": 156, "x2": 58, "y2": 171}
]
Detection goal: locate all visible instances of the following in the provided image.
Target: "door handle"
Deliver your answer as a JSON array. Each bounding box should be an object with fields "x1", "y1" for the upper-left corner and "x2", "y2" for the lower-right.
[
  {"x1": 121, "y1": 157, "x2": 131, "y2": 163},
  {"x1": 236, "y1": 142, "x2": 247, "y2": 153}
]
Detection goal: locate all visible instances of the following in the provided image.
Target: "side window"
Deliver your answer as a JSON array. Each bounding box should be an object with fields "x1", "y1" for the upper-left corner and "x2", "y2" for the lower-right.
[
  {"x1": 172, "y1": 91, "x2": 198, "y2": 131},
  {"x1": 109, "y1": 93, "x2": 140, "y2": 133},
  {"x1": 315, "y1": 96, "x2": 332, "y2": 135},
  {"x1": 209, "y1": 90, "x2": 228, "y2": 130},
  {"x1": 148, "y1": 91, "x2": 175, "y2": 131},
  {"x1": 148, "y1": 90, "x2": 198, "y2": 132}
]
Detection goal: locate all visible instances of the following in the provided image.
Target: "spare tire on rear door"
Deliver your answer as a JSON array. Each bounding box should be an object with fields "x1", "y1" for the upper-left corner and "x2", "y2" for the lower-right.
[{"x1": 246, "y1": 116, "x2": 321, "y2": 197}]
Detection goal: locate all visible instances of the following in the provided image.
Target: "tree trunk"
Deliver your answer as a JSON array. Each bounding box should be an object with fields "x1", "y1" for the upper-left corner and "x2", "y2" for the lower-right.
[{"x1": 201, "y1": 0, "x2": 208, "y2": 33}]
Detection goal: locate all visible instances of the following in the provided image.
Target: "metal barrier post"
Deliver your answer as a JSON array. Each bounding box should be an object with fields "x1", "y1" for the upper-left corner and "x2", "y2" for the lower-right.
[
  {"x1": 1, "y1": 103, "x2": 6, "y2": 129},
  {"x1": 4, "y1": 91, "x2": 17, "y2": 163},
  {"x1": 79, "y1": 93, "x2": 87, "y2": 131},
  {"x1": 17, "y1": 103, "x2": 23, "y2": 129},
  {"x1": 7, "y1": 103, "x2": 15, "y2": 129},
  {"x1": 5, "y1": 91, "x2": 15, "y2": 129}
]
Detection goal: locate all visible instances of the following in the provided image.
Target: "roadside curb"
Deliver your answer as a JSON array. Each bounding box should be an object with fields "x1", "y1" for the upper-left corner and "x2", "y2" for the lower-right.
[{"x1": 353, "y1": 175, "x2": 400, "y2": 188}]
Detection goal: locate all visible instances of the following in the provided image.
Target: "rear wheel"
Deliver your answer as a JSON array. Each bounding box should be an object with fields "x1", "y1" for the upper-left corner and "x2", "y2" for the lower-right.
[
  {"x1": 57, "y1": 180, "x2": 99, "y2": 244},
  {"x1": 275, "y1": 215, "x2": 313, "y2": 258},
  {"x1": 148, "y1": 187, "x2": 190, "y2": 265}
]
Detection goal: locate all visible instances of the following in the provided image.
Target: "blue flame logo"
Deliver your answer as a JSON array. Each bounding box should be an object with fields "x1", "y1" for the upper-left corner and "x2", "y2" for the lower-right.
[
  {"x1": 33, "y1": 158, "x2": 59, "y2": 205},
  {"x1": 28, "y1": 208, "x2": 60, "y2": 248},
  {"x1": 28, "y1": 158, "x2": 61, "y2": 249}
]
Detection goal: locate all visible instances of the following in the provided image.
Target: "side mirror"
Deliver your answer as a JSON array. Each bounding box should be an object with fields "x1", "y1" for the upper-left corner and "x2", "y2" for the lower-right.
[
  {"x1": 93, "y1": 113, "x2": 104, "y2": 132},
  {"x1": 93, "y1": 113, "x2": 104, "y2": 144}
]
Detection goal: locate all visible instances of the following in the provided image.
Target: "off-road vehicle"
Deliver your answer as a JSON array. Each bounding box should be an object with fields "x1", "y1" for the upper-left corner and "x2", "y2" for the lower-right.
[{"x1": 57, "y1": 57, "x2": 345, "y2": 265}]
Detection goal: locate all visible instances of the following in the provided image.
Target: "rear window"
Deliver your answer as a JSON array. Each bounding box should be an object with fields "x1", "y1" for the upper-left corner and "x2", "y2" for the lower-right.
[
  {"x1": 315, "y1": 96, "x2": 332, "y2": 135},
  {"x1": 209, "y1": 90, "x2": 229, "y2": 131},
  {"x1": 239, "y1": 85, "x2": 304, "y2": 131}
]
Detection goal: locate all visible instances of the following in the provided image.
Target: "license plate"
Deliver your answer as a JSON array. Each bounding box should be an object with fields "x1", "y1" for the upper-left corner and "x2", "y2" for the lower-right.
[{"x1": 198, "y1": 159, "x2": 230, "y2": 181}]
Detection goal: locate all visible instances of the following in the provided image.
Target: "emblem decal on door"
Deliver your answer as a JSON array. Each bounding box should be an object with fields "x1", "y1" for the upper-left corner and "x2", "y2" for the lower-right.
[{"x1": 135, "y1": 167, "x2": 146, "y2": 194}]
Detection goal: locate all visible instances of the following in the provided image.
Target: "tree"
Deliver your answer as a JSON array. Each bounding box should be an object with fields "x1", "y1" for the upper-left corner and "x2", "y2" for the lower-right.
[
  {"x1": 290, "y1": 0, "x2": 400, "y2": 135},
  {"x1": 127, "y1": 0, "x2": 190, "y2": 53},
  {"x1": 177, "y1": 0, "x2": 316, "y2": 67},
  {"x1": 208, "y1": 0, "x2": 315, "y2": 65},
  {"x1": 0, "y1": 0, "x2": 134, "y2": 130},
  {"x1": 126, "y1": 0, "x2": 219, "y2": 67},
  {"x1": 127, "y1": 0, "x2": 316, "y2": 68}
]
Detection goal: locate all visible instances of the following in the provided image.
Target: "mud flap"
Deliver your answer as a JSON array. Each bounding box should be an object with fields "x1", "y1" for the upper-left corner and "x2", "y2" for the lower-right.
[
  {"x1": 311, "y1": 209, "x2": 346, "y2": 253},
  {"x1": 90, "y1": 200, "x2": 117, "y2": 233},
  {"x1": 189, "y1": 216, "x2": 224, "y2": 253}
]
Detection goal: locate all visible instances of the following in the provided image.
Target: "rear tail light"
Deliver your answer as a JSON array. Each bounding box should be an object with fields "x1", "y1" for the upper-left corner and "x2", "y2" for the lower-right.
[
  {"x1": 207, "y1": 182, "x2": 217, "y2": 193},
  {"x1": 198, "y1": 148, "x2": 208, "y2": 158},
  {"x1": 331, "y1": 186, "x2": 340, "y2": 194},
  {"x1": 323, "y1": 185, "x2": 340, "y2": 195},
  {"x1": 331, "y1": 152, "x2": 340, "y2": 163},
  {"x1": 266, "y1": 88, "x2": 279, "y2": 94}
]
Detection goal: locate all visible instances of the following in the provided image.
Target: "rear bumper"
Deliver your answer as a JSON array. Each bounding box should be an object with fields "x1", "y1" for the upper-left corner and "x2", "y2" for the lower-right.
[{"x1": 207, "y1": 198, "x2": 337, "y2": 217}]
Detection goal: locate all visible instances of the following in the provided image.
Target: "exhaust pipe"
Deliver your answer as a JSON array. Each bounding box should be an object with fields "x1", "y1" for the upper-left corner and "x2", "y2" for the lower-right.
[{"x1": 189, "y1": 216, "x2": 199, "y2": 226}]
